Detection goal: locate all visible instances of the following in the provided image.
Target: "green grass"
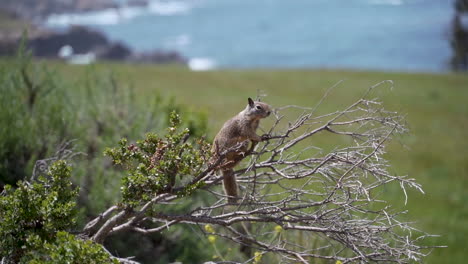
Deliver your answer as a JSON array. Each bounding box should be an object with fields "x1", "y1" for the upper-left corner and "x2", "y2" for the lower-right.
[{"x1": 19, "y1": 60, "x2": 468, "y2": 263}]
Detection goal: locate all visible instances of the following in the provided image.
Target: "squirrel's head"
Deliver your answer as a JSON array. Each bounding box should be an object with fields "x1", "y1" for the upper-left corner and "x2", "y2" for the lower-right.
[{"x1": 246, "y1": 97, "x2": 271, "y2": 119}]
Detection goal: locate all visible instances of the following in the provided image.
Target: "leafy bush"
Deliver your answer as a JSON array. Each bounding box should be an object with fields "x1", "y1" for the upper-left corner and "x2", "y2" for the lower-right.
[
  {"x1": 0, "y1": 46, "x2": 207, "y2": 208},
  {"x1": 0, "y1": 161, "x2": 116, "y2": 263},
  {"x1": 0, "y1": 161, "x2": 75, "y2": 260},
  {"x1": 104, "y1": 112, "x2": 210, "y2": 207},
  {"x1": 24, "y1": 231, "x2": 117, "y2": 264},
  {"x1": 0, "y1": 47, "x2": 209, "y2": 263},
  {"x1": 0, "y1": 50, "x2": 72, "y2": 187}
]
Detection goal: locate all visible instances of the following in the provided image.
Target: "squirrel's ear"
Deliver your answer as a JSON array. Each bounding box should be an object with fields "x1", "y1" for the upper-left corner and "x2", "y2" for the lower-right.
[{"x1": 248, "y1": 97, "x2": 254, "y2": 107}]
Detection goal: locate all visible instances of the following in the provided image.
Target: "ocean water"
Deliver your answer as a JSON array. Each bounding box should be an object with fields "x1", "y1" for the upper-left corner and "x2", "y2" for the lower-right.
[{"x1": 46, "y1": 0, "x2": 454, "y2": 72}]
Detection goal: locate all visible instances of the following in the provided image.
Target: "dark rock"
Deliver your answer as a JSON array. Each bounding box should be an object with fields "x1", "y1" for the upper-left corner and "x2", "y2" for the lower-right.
[
  {"x1": 0, "y1": 40, "x2": 18, "y2": 57},
  {"x1": 130, "y1": 51, "x2": 187, "y2": 64},
  {"x1": 97, "y1": 42, "x2": 132, "y2": 61},
  {"x1": 29, "y1": 26, "x2": 109, "y2": 57},
  {"x1": 0, "y1": 1, "x2": 188, "y2": 65},
  {"x1": 0, "y1": 24, "x2": 187, "y2": 65}
]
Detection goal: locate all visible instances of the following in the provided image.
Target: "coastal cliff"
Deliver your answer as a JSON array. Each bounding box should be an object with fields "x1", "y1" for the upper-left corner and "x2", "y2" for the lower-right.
[{"x1": 0, "y1": 1, "x2": 186, "y2": 65}]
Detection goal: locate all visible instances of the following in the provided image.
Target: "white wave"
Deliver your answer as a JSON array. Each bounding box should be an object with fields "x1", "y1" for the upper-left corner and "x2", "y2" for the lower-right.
[
  {"x1": 188, "y1": 57, "x2": 216, "y2": 71},
  {"x1": 46, "y1": 6, "x2": 146, "y2": 27},
  {"x1": 68, "y1": 52, "x2": 96, "y2": 65},
  {"x1": 46, "y1": 1, "x2": 192, "y2": 26},
  {"x1": 148, "y1": 1, "x2": 192, "y2": 16},
  {"x1": 58, "y1": 45, "x2": 73, "y2": 58},
  {"x1": 57, "y1": 45, "x2": 97, "y2": 65},
  {"x1": 368, "y1": 0, "x2": 404, "y2": 6}
]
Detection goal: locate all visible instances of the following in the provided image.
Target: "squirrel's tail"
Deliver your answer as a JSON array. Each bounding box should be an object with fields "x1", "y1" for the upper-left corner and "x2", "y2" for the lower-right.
[{"x1": 222, "y1": 169, "x2": 239, "y2": 204}]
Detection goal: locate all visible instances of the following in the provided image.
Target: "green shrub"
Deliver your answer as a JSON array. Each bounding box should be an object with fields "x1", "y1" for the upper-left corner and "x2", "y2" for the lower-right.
[
  {"x1": 23, "y1": 231, "x2": 117, "y2": 264},
  {"x1": 0, "y1": 161, "x2": 78, "y2": 261},
  {"x1": 0, "y1": 48, "x2": 209, "y2": 263},
  {"x1": 0, "y1": 161, "x2": 116, "y2": 263},
  {"x1": 104, "y1": 112, "x2": 210, "y2": 207},
  {"x1": 0, "y1": 47, "x2": 207, "y2": 211}
]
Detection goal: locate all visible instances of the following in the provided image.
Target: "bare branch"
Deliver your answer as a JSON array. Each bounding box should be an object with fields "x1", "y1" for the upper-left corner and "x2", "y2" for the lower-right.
[
  {"x1": 30, "y1": 139, "x2": 85, "y2": 181},
  {"x1": 85, "y1": 80, "x2": 435, "y2": 263}
]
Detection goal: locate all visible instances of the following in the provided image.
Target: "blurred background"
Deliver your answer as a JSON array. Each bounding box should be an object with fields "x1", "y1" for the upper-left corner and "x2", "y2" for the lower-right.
[
  {"x1": 1, "y1": 0, "x2": 468, "y2": 71},
  {"x1": 1, "y1": 0, "x2": 467, "y2": 264}
]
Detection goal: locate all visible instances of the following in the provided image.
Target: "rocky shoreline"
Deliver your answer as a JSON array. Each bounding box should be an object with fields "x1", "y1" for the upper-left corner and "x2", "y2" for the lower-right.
[{"x1": 0, "y1": 0, "x2": 187, "y2": 65}]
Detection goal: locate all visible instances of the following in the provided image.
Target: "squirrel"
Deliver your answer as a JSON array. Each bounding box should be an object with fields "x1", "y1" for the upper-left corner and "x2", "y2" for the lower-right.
[{"x1": 211, "y1": 97, "x2": 271, "y2": 204}]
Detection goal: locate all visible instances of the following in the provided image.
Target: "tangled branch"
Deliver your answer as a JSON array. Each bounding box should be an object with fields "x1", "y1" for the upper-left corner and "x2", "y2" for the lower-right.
[{"x1": 85, "y1": 81, "x2": 435, "y2": 263}]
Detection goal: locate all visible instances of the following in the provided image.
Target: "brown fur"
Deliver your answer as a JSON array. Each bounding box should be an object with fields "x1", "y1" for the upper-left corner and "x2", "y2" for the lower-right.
[{"x1": 211, "y1": 98, "x2": 271, "y2": 203}]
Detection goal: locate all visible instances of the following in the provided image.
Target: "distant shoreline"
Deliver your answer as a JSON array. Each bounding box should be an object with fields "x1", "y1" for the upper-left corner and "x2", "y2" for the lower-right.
[
  {"x1": 0, "y1": 1, "x2": 188, "y2": 66},
  {"x1": 1, "y1": 0, "x2": 460, "y2": 72}
]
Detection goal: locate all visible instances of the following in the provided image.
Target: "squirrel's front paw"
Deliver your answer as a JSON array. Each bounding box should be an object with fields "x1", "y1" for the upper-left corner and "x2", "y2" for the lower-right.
[{"x1": 261, "y1": 134, "x2": 271, "y2": 141}]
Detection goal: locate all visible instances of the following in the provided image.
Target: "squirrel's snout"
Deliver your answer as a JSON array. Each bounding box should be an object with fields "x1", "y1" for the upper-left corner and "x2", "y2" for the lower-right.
[{"x1": 266, "y1": 111, "x2": 271, "y2": 116}]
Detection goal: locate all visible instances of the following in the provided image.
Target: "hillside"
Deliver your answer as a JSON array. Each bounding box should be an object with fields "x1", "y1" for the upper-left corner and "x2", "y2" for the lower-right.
[{"x1": 3, "y1": 59, "x2": 468, "y2": 263}]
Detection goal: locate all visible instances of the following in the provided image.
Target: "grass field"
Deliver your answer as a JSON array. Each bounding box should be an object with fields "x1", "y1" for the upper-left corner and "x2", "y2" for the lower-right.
[{"x1": 24, "y1": 60, "x2": 468, "y2": 263}]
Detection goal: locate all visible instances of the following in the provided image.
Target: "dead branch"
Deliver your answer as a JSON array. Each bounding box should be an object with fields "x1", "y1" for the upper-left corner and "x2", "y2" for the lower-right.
[{"x1": 85, "y1": 81, "x2": 435, "y2": 263}]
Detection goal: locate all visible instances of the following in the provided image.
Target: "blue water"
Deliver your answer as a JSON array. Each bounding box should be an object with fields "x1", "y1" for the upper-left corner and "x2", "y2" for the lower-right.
[{"x1": 46, "y1": 0, "x2": 455, "y2": 72}]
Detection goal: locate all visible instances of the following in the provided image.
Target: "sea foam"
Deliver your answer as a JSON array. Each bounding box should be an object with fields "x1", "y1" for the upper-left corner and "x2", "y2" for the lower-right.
[
  {"x1": 148, "y1": 1, "x2": 192, "y2": 16},
  {"x1": 46, "y1": 6, "x2": 145, "y2": 26},
  {"x1": 188, "y1": 57, "x2": 216, "y2": 71},
  {"x1": 46, "y1": 0, "x2": 192, "y2": 27}
]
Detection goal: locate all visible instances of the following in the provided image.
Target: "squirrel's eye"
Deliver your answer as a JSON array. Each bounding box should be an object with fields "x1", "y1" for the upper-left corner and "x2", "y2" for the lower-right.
[{"x1": 256, "y1": 105, "x2": 262, "y2": 110}]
